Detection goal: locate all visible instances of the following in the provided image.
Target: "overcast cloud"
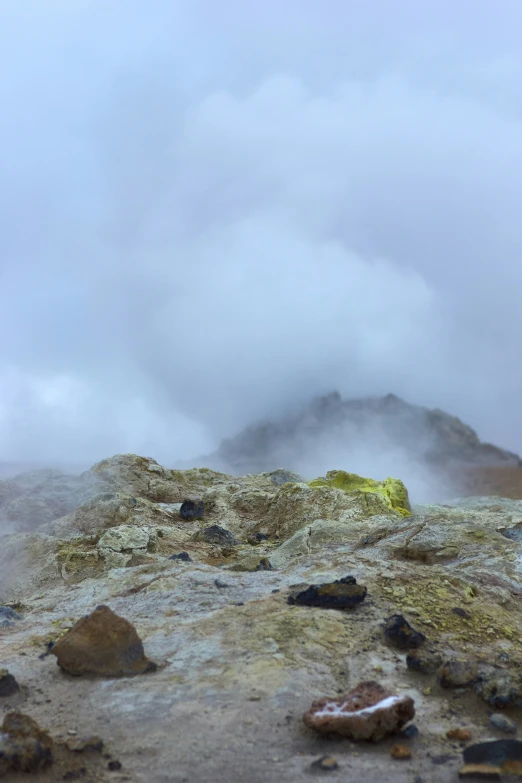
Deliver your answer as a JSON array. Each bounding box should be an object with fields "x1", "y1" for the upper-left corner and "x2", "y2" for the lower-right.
[{"x1": 1, "y1": 0, "x2": 522, "y2": 468}]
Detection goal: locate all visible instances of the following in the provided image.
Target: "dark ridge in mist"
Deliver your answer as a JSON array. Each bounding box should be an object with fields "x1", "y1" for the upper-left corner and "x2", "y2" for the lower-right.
[{"x1": 196, "y1": 392, "x2": 521, "y2": 502}]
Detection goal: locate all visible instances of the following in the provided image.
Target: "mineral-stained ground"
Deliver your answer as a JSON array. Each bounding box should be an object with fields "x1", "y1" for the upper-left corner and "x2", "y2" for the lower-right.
[{"x1": 2, "y1": 453, "x2": 522, "y2": 781}]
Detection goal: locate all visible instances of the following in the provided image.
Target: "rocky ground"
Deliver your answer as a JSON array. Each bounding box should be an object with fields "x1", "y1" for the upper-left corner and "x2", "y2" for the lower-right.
[{"x1": 2, "y1": 455, "x2": 522, "y2": 781}]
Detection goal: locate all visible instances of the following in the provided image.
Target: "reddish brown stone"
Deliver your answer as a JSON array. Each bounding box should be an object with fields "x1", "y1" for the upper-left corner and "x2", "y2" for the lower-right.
[
  {"x1": 303, "y1": 681, "x2": 415, "y2": 741},
  {"x1": 391, "y1": 744, "x2": 412, "y2": 760},
  {"x1": 447, "y1": 728, "x2": 473, "y2": 742},
  {"x1": 50, "y1": 604, "x2": 157, "y2": 677}
]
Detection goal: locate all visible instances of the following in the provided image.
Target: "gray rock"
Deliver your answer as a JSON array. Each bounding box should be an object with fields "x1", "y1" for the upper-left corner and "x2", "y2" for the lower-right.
[
  {"x1": 0, "y1": 607, "x2": 21, "y2": 627},
  {"x1": 490, "y1": 714, "x2": 517, "y2": 734}
]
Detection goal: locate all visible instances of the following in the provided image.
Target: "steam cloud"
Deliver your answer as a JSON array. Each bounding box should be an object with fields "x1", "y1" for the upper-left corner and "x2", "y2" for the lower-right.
[{"x1": 1, "y1": 0, "x2": 522, "y2": 471}]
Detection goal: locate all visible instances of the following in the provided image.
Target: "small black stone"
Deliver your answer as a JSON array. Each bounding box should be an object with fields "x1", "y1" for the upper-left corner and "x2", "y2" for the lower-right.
[
  {"x1": 179, "y1": 500, "x2": 205, "y2": 520},
  {"x1": 271, "y1": 589, "x2": 280, "y2": 594},
  {"x1": 169, "y1": 551, "x2": 192, "y2": 562},
  {"x1": 288, "y1": 580, "x2": 367, "y2": 610},
  {"x1": 406, "y1": 648, "x2": 443, "y2": 674},
  {"x1": 196, "y1": 525, "x2": 239, "y2": 547},
  {"x1": 384, "y1": 614, "x2": 426, "y2": 650},
  {"x1": 400, "y1": 724, "x2": 419, "y2": 739},
  {"x1": 0, "y1": 671, "x2": 20, "y2": 697},
  {"x1": 108, "y1": 760, "x2": 122, "y2": 771},
  {"x1": 336, "y1": 576, "x2": 357, "y2": 585}
]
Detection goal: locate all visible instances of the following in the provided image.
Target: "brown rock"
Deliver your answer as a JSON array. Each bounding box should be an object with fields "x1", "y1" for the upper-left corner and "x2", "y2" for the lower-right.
[
  {"x1": 50, "y1": 604, "x2": 157, "y2": 677},
  {"x1": 0, "y1": 711, "x2": 53, "y2": 773},
  {"x1": 303, "y1": 681, "x2": 415, "y2": 741},
  {"x1": 447, "y1": 728, "x2": 473, "y2": 742},
  {"x1": 458, "y1": 764, "x2": 501, "y2": 779},
  {"x1": 390, "y1": 744, "x2": 412, "y2": 760},
  {"x1": 438, "y1": 659, "x2": 478, "y2": 688}
]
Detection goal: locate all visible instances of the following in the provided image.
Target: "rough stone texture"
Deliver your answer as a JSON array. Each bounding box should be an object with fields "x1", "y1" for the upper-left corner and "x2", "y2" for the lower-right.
[
  {"x1": 303, "y1": 681, "x2": 415, "y2": 740},
  {"x1": 50, "y1": 605, "x2": 157, "y2": 677}
]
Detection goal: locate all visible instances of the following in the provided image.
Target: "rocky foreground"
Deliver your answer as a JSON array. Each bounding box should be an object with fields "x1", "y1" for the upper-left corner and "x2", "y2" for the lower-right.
[{"x1": 2, "y1": 455, "x2": 522, "y2": 781}]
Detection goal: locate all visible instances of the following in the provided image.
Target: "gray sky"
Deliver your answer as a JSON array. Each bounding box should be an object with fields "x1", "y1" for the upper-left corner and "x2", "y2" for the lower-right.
[{"x1": 1, "y1": 0, "x2": 522, "y2": 466}]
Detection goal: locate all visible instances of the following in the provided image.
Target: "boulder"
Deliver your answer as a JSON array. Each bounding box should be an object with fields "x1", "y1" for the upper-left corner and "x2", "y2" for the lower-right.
[{"x1": 50, "y1": 605, "x2": 157, "y2": 677}]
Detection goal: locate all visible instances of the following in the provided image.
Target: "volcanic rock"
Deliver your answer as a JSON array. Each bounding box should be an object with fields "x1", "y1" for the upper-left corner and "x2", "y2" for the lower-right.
[
  {"x1": 50, "y1": 605, "x2": 157, "y2": 677},
  {"x1": 0, "y1": 669, "x2": 20, "y2": 697},
  {"x1": 193, "y1": 525, "x2": 239, "y2": 547},
  {"x1": 205, "y1": 391, "x2": 522, "y2": 478},
  {"x1": 384, "y1": 614, "x2": 426, "y2": 650},
  {"x1": 0, "y1": 711, "x2": 53, "y2": 774},
  {"x1": 179, "y1": 499, "x2": 205, "y2": 520},
  {"x1": 288, "y1": 577, "x2": 367, "y2": 610},
  {"x1": 438, "y1": 660, "x2": 479, "y2": 689},
  {"x1": 303, "y1": 681, "x2": 415, "y2": 741}
]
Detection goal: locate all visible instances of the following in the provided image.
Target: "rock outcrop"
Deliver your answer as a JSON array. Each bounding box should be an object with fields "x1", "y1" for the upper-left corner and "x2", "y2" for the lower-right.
[
  {"x1": 2, "y1": 453, "x2": 522, "y2": 781},
  {"x1": 203, "y1": 392, "x2": 521, "y2": 486}
]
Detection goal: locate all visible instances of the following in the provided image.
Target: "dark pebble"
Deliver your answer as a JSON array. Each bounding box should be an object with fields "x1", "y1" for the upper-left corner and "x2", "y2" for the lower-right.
[
  {"x1": 400, "y1": 724, "x2": 419, "y2": 739},
  {"x1": 0, "y1": 670, "x2": 20, "y2": 698},
  {"x1": 179, "y1": 500, "x2": 205, "y2": 520},
  {"x1": 288, "y1": 577, "x2": 367, "y2": 610},
  {"x1": 108, "y1": 760, "x2": 122, "y2": 771},
  {"x1": 271, "y1": 589, "x2": 280, "y2": 594},
  {"x1": 464, "y1": 739, "x2": 522, "y2": 766},
  {"x1": 169, "y1": 552, "x2": 192, "y2": 562},
  {"x1": 384, "y1": 614, "x2": 426, "y2": 650},
  {"x1": 406, "y1": 648, "x2": 443, "y2": 674}
]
